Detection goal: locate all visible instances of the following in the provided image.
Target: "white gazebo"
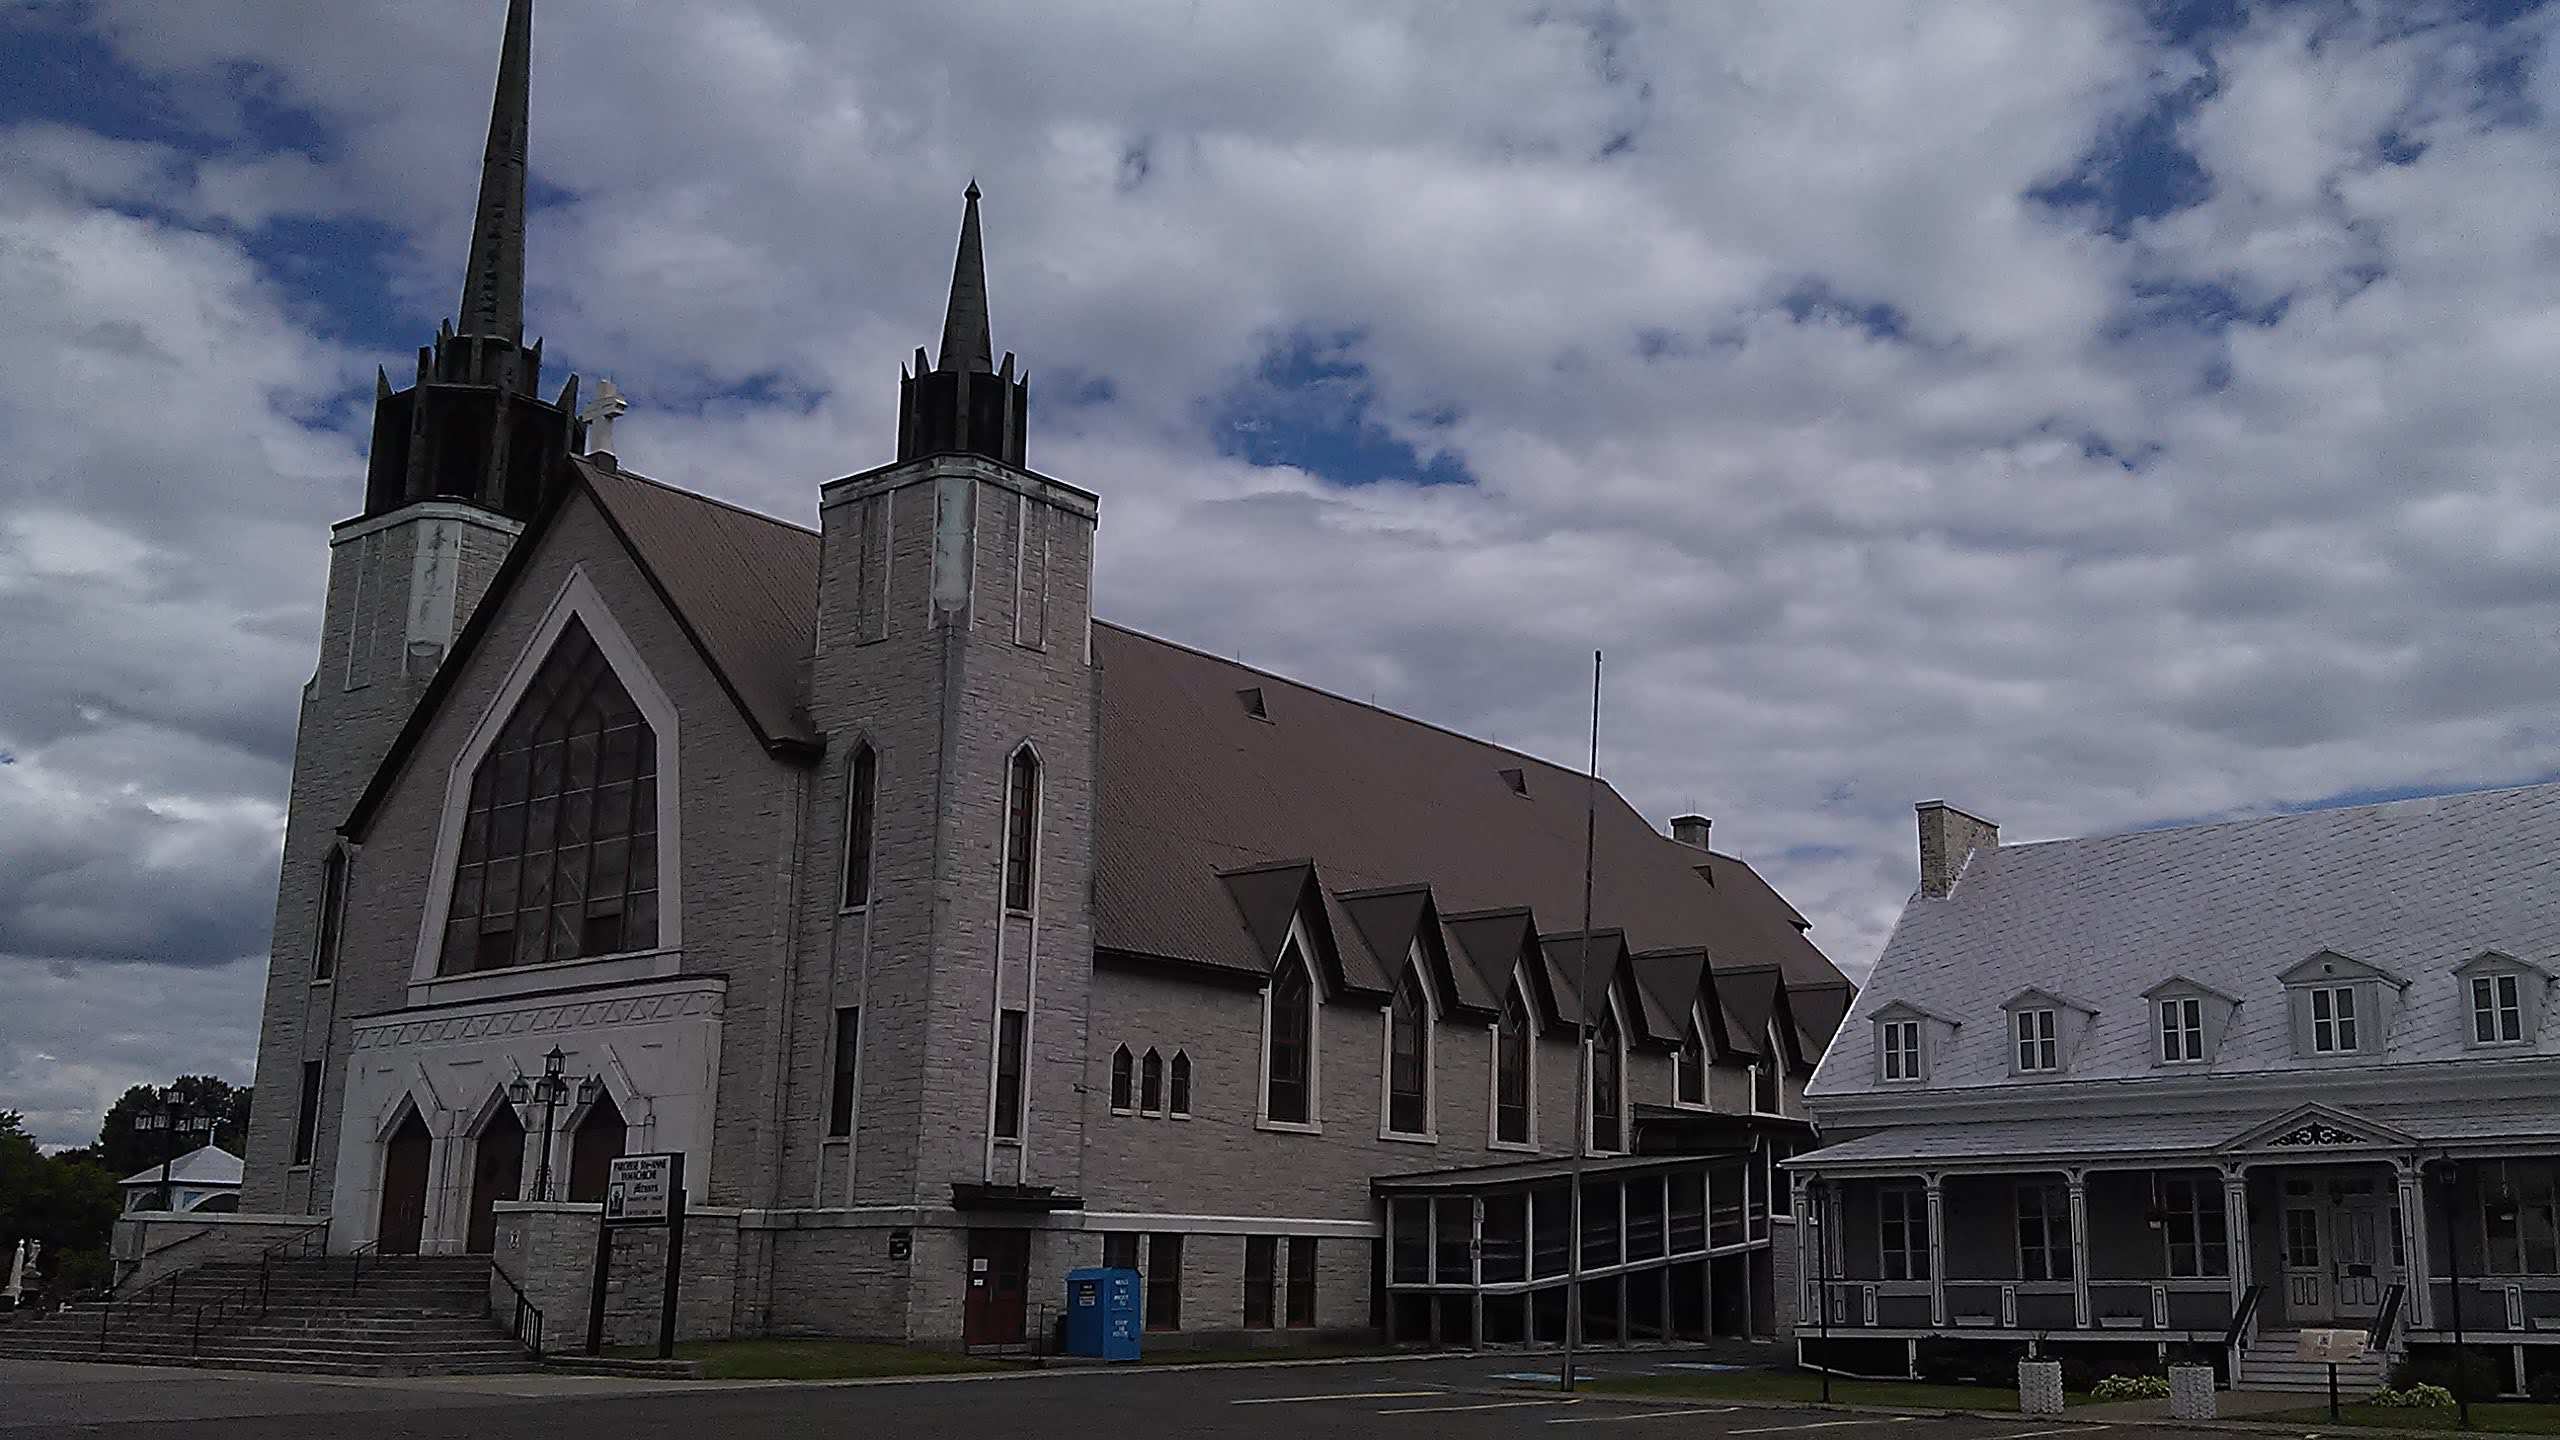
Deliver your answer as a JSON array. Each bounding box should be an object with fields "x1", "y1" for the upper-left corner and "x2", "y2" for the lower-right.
[{"x1": 119, "y1": 1145, "x2": 244, "y2": 1214}]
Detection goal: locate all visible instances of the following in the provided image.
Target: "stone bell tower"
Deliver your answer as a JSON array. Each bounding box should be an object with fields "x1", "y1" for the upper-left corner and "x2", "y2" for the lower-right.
[
  {"x1": 241, "y1": 0, "x2": 584, "y2": 1214},
  {"x1": 805, "y1": 185, "x2": 1099, "y2": 1255}
]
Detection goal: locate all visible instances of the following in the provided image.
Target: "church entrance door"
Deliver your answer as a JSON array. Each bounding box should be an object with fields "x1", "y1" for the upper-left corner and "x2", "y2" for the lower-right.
[
  {"x1": 378, "y1": 1110, "x2": 433, "y2": 1255},
  {"x1": 963, "y1": 1228, "x2": 1030, "y2": 1348},
  {"x1": 466, "y1": 1106, "x2": 526, "y2": 1254}
]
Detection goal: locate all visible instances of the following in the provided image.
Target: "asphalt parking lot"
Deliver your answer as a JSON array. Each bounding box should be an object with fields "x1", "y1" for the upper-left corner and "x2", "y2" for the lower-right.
[{"x1": 4, "y1": 1349, "x2": 2168, "y2": 1440}]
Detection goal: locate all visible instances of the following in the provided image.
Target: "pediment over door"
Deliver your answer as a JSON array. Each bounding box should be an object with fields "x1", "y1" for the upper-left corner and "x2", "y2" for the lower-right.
[{"x1": 2219, "y1": 1103, "x2": 2416, "y2": 1155}]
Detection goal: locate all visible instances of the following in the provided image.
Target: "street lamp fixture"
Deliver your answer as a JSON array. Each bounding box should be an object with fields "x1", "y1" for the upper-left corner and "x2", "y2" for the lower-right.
[
  {"x1": 511, "y1": 1047, "x2": 596, "y2": 1202},
  {"x1": 134, "y1": 1088, "x2": 215, "y2": 1211}
]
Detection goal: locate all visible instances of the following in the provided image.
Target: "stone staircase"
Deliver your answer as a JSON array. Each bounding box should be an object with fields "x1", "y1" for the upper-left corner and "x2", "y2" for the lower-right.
[
  {"x1": 2237, "y1": 1329, "x2": 2391, "y2": 1395},
  {"x1": 0, "y1": 1254, "x2": 536, "y2": 1377}
]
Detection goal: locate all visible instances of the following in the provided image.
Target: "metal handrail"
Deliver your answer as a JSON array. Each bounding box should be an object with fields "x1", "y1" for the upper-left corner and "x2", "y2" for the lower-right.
[
  {"x1": 346, "y1": 1240, "x2": 382, "y2": 1296},
  {"x1": 98, "y1": 1218, "x2": 329, "y2": 1356},
  {"x1": 2221, "y1": 1283, "x2": 2265, "y2": 1352},
  {"x1": 2367, "y1": 1283, "x2": 2408, "y2": 1351},
  {"x1": 488, "y1": 1260, "x2": 546, "y2": 1358}
]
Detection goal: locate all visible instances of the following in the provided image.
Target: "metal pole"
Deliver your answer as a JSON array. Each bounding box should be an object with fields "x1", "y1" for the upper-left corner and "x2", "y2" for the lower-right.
[
  {"x1": 1562, "y1": 649, "x2": 1601, "y2": 1395},
  {"x1": 538, "y1": 1088, "x2": 560, "y2": 1201}
]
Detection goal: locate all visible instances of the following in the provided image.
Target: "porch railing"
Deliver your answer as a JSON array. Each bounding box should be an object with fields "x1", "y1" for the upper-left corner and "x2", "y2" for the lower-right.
[
  {"x1": 2222, "y1": 1283, "x2": 2264, "y2": 1352},
  {"x1": 2367, "y1": 1283, "x2": 2407, "y2": 1352}
]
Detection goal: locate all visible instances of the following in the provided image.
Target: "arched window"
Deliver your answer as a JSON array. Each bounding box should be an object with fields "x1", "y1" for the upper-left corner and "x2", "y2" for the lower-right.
[
  {"x1": 1003, "y1": 747, "x2": 1039, "y2": 912},
  {"x1": 1386, "y1": 963, "x2": 1429, "y2": 1136},
  {"x1": 1265, "y1": 947, "x2": 1313, "y2": 1125},
  {"x1": 1110, "y1": 1045, "x2": 1134, "y2": 1111},
  {"x1": 443, "y1": 618, "x2": 658, "y2": 973},
  {"x1": 1677, "y1": 1016, "x2": 1707, "y2": 1105},
  {"x1": 314, "y1": 847, "x2": 348, "y2": 981},
  {"x1": 1590, "y1": 1003, "x2": 1624, "y2": 1153},
  {"x1": 566, "y1": 1091, "x2": 627, "y2": 1203},
  {"x1": 840, "y1": 742, "x2": 877, "y2": 909},
  {"x1": 1495, "y1": 981, "x2": 1531, "y2": 1144},
  {"x1": 1169, "y1": 1051, "x2": 1192, "y2": 1117},
  {"x1": 1141, "y1": 1048, "x2": 1164, "y2": 1114}
]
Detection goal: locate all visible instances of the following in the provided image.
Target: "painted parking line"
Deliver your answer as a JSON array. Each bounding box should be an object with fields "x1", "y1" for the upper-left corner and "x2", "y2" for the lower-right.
[
  {"x1": 1548, "y1": 1405, "x2": 1743, "y2": 1424},
  {"x1": 1381, "y1": 1398, "x2": 1578, "y2": 1415},
  {"x1": 1727, "y1": 1420, "x2": 1912, "y2": 1435},
  {"x1": 1230, "y1": 1389, "x2": 1446, "y2": 1405},
  {"x1": 1986, "y1": 1429, "x2": 2107, "y2": 1440}
]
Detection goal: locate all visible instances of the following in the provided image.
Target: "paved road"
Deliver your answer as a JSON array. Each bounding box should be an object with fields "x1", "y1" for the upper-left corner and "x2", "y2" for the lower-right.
[{"x1": 6, "y1": 1350, "x2": 2182, "y2": 1440}]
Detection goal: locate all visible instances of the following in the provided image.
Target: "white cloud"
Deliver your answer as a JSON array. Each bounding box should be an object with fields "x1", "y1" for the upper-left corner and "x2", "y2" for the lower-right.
[{"x1": 7, "y1": 1, "x2": 2560, "y2": 1144}]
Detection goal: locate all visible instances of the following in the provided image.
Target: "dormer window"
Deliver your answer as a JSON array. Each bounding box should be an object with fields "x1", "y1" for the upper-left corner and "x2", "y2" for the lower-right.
[
  {"x1": 1880, "y1": 1019, "x2": 1922, "y2": 1083},
  {"x1": 2475, "y1": 974, "x2": 2524, "y2": 1044},
  {"x1": 2279, "y1": 951, "x2": 2403, "y2": 1061},
  {"x1": 2160, "y1": 997, "x2": 2206, "y2": 1063},
  {"x1": 2309, "y1": 986, "x2": 2358, "y2": 1054},
  {"x1": 2014, "y1": 1008, "x2": 2058, "y2": 1073},
  {"x1": 2458, "y1": 953, "x2": 2546, "y2": 1049}
]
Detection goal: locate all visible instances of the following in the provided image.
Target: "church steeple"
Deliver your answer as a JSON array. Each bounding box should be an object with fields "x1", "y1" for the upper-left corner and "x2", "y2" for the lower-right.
[
  {"x1": 457, "y1": 0, "x2": 532, "y2": 344},
  {"x1": 897, "y1": 183, "x2": 1029, "y2": 468},
  {"x1": 359, "y1": 0, "x2": 583, "y2": 523}
]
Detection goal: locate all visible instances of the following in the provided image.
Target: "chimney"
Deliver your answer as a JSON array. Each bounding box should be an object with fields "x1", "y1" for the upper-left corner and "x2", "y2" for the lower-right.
[
  {"x1": 1669, "y1": 814, "x2": 1712, "y2": 850},
  {"x1": 1916, "y1": 800, "x2": 1998, "y2": 899}
]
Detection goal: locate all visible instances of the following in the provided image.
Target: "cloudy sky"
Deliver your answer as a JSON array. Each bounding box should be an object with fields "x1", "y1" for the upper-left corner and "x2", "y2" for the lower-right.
[{"x1": 5, "y1": 0, "x2": 2558, "y2": 1149}]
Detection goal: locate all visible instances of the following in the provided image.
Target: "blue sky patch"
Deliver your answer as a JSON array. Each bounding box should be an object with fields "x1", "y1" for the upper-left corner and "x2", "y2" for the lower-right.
[{"x1": 1209, "y1": 332, "x2": 1474, "y2": 488}]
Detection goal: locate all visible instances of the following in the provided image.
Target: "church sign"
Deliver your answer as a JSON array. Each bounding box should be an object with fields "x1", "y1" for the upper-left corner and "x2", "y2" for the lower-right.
[{"x1": 605, "y1": 1152, "x2": 679, "y2": 1226}]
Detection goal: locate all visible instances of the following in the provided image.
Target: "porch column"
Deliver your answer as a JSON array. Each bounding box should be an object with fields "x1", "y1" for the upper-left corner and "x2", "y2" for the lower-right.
[
  {"x1": 1925, "y1": 1173, "x2": 1946, "y2": 1327},
  {"x1": 2396, "y1": 1158, "x2": 2432, "y2": 1329},
  {"x1": 2220, "y1": 1167, "x2": 2251, "y2": 1310},
  {"x1": 2067, "y1": 1170, "x2": 2091, "y2": 1330},
  {"x1": 1471, "y1": 1196, "x2": 1486, "y2": 1347},
  {"x1": 1793, "y1": 1172, "x2": 1813, "y2": 1320}
]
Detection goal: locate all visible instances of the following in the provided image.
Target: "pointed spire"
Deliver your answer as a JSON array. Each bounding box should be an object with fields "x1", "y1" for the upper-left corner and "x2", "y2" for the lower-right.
[
  {"x1": 456, "y1": 0, "x2": 533, "y2": 342},
  {"x1": 936, "y1": 181, "x2": 995, "y2": 374}
]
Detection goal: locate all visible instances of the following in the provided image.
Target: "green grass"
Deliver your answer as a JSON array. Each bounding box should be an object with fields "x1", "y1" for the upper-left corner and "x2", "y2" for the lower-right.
[
  {"x1": 1582, "y1": 1371, "x2": 2064, "y2": 1410},
  {"x1": 2260, "y1": 1402, "x2": 2560, "y2": 1435},
  {"x1": 609, "y1": 1338, "x2": 1008, "y2": 1381}
]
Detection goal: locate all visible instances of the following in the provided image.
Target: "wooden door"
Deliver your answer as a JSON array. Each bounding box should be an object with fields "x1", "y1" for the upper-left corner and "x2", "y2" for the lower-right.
[
  {"x1": 2333, "y1": 1199, "x2": 2385, "y2": 1315},
  {"x1": 378, "y1": 1111, "x2": 433, "y2": 1255},
  {"x1": 2281, "y1": 1202, "x2": 2327, "y2": 1321},
  {"x1": 466, "y1": 1108, "x2": 526, "y2": 1255},
  {"x1": 963, "y1": 1228, "x2": 1031, "y2": 1348}
]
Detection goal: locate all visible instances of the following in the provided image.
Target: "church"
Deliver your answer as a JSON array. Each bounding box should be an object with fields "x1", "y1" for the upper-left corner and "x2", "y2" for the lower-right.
[{"x1": 235, "y1": 0, "x2": 1853, "y2": 1352}]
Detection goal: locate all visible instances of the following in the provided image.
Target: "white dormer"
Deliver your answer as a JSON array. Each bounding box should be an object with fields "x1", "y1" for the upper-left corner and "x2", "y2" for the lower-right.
[
  {"x1": 1998, "y1": 987, "x2": 2097, "y2": 1077},
  {"x1": 1871, "y1": 1001, "x2": 1956, "y2": 1085},
  {"x1": 2278, "y1": 949, "x2": 2409, "y2": 1060},
  {"x1": 2455, "y1": 950, "x2": 2553, "y2": 1049},
  {"x1": 2142, "y1": 975, "x2": 2241, "y2": 1067}
]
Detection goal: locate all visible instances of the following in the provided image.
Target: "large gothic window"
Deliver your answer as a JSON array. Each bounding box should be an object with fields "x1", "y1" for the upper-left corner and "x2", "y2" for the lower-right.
[
  {"x1": 1265, "y1": 946, "x2": 1314, "y2": 1126},
  {"x1": 1386, "y1": 963, "x2": 1430, "y2": 1136},
  {"x1": 1590, "y1": 1003, "x2": 1624, "y2": 1153},
  {"x1": 442, "y1": 618, "x2": 659, "y2": 973},
  {"x1": 1003, "y1": 747, "x2": 1040, "y2": 912}
]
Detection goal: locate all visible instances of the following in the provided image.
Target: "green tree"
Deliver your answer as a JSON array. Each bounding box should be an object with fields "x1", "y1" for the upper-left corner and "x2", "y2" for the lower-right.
[
  {"x1": 0, "y1": 1113, "x2": 119, "y2": 1300},
  {"x1": 95, "y1": 1076, "x2": 251, "y2": 1178}
]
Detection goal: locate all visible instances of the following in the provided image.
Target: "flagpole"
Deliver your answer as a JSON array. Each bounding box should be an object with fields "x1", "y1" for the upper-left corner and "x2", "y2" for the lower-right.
[{"x1": 1563, "y1": 649, "x2": 1601, "y2": 1393}]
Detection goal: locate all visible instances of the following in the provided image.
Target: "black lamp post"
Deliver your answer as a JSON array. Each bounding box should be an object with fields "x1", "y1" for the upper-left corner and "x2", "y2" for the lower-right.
[
  {"x1": 509, "y1": 1047, "x2": 604, "y2": 1201},
  {"x1": 2427, "y1": 1153, "x2": 2472, "y2": 1429},
  {"x1": 132, "y1": 1089, "x2": 214, "y2": 1211}
]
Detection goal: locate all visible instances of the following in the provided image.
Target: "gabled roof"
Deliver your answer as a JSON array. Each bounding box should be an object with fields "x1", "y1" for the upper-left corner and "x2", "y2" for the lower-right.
[
  {"x1": 1817, "y1": 781, "x2": 2560, "y2": 1099},
  {"x1": 341, "y1": 461, "x2": 1849, "y2": 1001},
  {"x1": 1789, "y1": 979, "x2": 1854, "y2": 1058},
  {"x1": 2277, "y1": 948, "x2": 2410, "y2": 989},
  {"x1": 119, "y1": 1145, "x2": 243, "y2": 1189}
]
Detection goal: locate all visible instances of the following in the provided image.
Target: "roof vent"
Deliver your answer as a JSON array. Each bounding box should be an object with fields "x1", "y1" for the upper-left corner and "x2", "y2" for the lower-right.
[
  {"x1": 1499, "y1": 767, "x2": 1528, "y2": 796},
  {"x1": 1237, "y1": 686, "x2": 1269, "y2": 721}
]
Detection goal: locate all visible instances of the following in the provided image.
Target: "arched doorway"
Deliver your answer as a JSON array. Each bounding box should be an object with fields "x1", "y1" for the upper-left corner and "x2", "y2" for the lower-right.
[
  {"x1": 566, "y1": 1092, "x2": 627, "y2": 1204},
  {"x1": 378, "y1": 1109, "x2": 433, "y2": 1255},
  {"x1": 466, "y1": 1104, "x2": 526, "y2": 1254}
]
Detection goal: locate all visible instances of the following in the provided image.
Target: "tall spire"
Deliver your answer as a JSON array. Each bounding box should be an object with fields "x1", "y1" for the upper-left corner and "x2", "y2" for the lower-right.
[
  {"x1": 937, "y1": 181, "x2": 995, "y2": 374},
  {"x1": 456, "y1": 0, "x2": 533, "y2": 342}
]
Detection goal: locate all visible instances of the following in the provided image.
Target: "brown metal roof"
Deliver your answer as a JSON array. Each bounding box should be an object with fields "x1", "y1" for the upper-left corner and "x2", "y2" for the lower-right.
[{"x1": 346, "y1": 465, "x2": 1848, "y2": 1007}]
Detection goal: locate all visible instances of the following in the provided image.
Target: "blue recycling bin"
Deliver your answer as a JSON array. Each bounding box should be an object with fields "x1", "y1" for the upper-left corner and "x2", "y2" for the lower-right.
[{"x1": 1064, "y1": 1266, "x2": 1142, "y2": 1361}]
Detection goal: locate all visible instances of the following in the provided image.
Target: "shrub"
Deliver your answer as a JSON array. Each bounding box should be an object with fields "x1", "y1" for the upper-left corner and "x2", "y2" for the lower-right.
[
  {"x1": 2090, "y1": 1374, "x2": 2172, "y2": 1401},
  {"x1": 2367, "y1": 1384, "x2": 2456, "y2": 1410},
  {"x1": 2392, "y1": 1347, "x2": 2508, "y2": 1398},
  {"x1": 2055, "y1": 1356, "x2": 2100, "y2": 1394},
  {"x1": 2529, "y1": 1365, "x2": 2560, "y2": 1405},
  {"x1": 1916, "y1": 1337, "x2": 2024, "y2": 1387}
]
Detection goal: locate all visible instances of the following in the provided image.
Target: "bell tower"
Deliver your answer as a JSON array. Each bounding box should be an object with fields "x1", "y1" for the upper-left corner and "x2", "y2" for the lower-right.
[
  {"x1": 804, "y1": 188, "x2": 1098, "y2": 1317},
  {"x1": 241, "y1": 0, "x2": 581, "y2": 1216}
]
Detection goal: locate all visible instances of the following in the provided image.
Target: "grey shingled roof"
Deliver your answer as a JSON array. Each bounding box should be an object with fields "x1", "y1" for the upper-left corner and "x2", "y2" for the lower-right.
[
  {"x1": 1811, "y1": 782, "x2": 2560, "y2": 1099},
  {"x1": 1796, "y1": 1093, "x2": 2560, "y2": 1168}
]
